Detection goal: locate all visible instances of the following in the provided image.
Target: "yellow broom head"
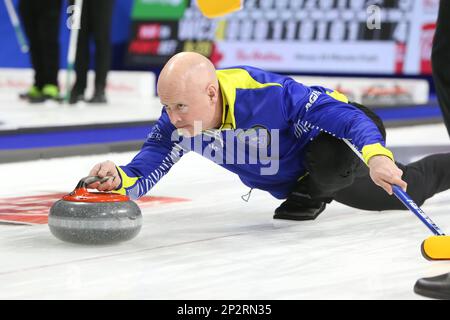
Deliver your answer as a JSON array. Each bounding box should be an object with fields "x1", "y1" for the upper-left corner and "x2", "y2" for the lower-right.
[{"x1": 421, "y1": 235, "x2": 450, "y2": 260}]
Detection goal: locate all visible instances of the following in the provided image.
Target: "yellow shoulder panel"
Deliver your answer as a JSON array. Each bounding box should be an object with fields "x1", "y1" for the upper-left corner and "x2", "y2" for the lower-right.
[
  {"x1": 326, "y1": 90, "x2": 349, "y2": 103},
  {"x1": 216, "y1": 68, "x2": 282, "y2": 129}
]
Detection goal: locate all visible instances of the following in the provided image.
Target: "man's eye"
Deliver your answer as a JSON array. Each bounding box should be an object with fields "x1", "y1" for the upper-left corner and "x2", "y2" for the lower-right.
[{"x1": 177, "y1": 104, "x2": 186, "y2": 109}]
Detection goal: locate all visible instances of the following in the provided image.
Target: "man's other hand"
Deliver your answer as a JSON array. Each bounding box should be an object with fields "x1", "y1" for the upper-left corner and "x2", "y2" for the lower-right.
[{"x1": 368, "y1": 155, "x2": 407, "y2": 195}]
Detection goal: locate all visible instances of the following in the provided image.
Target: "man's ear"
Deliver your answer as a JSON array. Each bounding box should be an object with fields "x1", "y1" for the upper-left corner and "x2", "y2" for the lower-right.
[{"x1": 207, "y1": 84, "x2": 217, "y2": 103}]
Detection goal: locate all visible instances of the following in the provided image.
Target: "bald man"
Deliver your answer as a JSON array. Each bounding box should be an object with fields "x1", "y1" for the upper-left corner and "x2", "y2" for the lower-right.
[{"x1": 88, "y1": 52, "x2": 450, "y2": 220}]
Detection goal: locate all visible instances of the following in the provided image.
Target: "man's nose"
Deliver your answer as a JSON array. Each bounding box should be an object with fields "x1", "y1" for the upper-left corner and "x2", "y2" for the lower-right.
[{"x1": 168, "y1": 110, "x2": 182, "y2": 125}]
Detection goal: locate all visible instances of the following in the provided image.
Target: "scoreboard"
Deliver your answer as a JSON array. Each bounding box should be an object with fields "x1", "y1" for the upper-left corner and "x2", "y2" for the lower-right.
[{"x1": 126, "y1": 0, "x2": 438, "y2": 75}]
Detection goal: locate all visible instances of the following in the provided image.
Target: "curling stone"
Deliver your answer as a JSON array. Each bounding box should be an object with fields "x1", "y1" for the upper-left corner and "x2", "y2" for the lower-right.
[{"x1": 48, "y1": 176, "x2": 142, "y2": 245}]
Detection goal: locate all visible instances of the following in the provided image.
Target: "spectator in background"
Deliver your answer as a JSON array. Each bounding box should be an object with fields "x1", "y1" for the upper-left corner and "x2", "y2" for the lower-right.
[
  {"x1": 69, "y1": 0, "x2": 115, "y2": 104},
  {"x1": 18, "y1": 0, "x2": 62, "y2": 103},
  {"x1": 432, "y1": 0, "x2": 450, "y2": 137}
]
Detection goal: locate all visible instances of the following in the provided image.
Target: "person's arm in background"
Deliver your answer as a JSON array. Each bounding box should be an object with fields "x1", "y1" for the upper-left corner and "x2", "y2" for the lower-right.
[{"x1": 432, "y1": 0, "x2": 450, "y2": 137}]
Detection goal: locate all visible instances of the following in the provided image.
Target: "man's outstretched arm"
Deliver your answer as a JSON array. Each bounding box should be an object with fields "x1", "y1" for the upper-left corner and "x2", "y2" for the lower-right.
[{"x1": 87, "y1": 110, "x2": 187, "y2": 199}]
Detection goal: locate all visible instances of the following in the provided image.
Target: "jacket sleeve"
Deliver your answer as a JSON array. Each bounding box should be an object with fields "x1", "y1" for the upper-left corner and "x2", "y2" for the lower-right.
[
  {"x1": 114, "y1": 110, "x2": 187, "y2": 199},
  {"x1": 283, "y1": 80, "x2": 393, "y2": 164}
]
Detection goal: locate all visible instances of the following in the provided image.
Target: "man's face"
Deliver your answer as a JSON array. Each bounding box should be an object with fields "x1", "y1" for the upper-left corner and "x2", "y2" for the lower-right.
[{"x1": 159, "y1": 83, "x2": 216, "y2": 137}]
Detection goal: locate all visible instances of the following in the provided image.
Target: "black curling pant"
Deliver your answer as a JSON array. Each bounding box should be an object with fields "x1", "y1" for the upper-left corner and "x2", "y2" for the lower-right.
[
  {"x1": 334, "y1": 153, "x2": 450, "y2": 210},
  {"x1": 302, "y1": 103, "x2": 450, "y2": 211},
  {"x1": 432, "y1": 0, "x2": 450, "y2": 137},
  {"x1": 72, "y1": 0, "x2": 114, "y2": 94},
  {"x1": 18, "y1": 0, "x2": 62, "y2": 89}
]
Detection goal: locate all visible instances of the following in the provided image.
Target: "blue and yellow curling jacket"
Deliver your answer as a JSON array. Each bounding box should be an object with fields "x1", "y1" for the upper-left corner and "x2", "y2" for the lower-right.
[{"x1": 115, "y1": 66, "x2": 393, "y2": 200}]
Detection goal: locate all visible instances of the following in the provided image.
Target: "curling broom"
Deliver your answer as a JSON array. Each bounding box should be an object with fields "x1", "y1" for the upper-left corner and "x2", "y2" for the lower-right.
[
  {"x1": 343, "y1": 138, "x2": 450, "y2": 260},
  {"x1": 65, "y1": 0, "x2": 83, "y2": 102},
  {"x1": 4, "y1": 0, "x2": 28, "y2": 53}
]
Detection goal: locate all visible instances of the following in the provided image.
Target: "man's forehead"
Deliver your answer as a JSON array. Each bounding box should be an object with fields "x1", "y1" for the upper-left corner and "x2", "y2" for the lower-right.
[
  {"x1": 159, "y1": 94, "x2": 190, "y2": 106},
  {"x1": 159, "y1": 83, "x2": 200, "y2": 105},
  {"x1": 158, "y1": 86, "x2": 186, "y2": 104},
  {"x1": 157, "y1": 78, "x2": 184, "y2": 94}
]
